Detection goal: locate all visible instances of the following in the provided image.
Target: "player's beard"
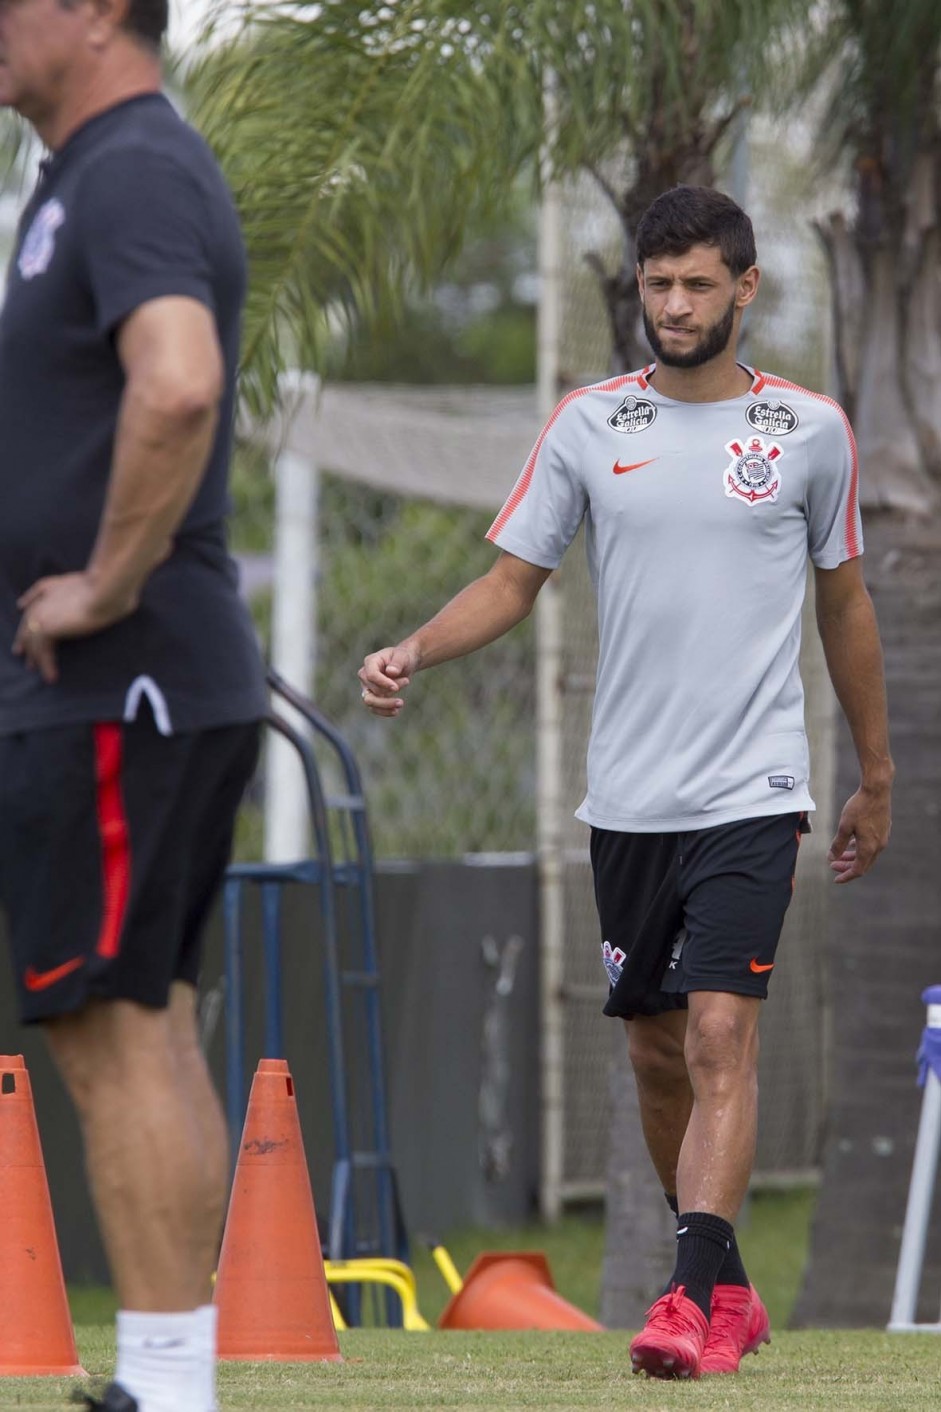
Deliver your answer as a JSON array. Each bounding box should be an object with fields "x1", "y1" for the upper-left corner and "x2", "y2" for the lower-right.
[{"x1": 643, "y1": 295, "x2": 737, "y2": 369}]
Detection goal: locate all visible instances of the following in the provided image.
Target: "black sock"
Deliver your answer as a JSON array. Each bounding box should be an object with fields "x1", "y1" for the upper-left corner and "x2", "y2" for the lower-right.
[
  {"x1": 658, "y1": 1194, "x2": 681, "y2": 1297},
  {"x1": 715, "y1": 1231, "x2": 749, "y2": 1287},
  {"x1": 671, "y1": 1211, "x2": 735, "y2": 1321}
]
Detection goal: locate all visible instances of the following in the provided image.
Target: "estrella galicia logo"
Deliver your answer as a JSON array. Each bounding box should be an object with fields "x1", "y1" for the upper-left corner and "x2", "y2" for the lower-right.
[
  {"x1": 746, "y1": 400, "x2": 799, "y2": 436},
  {"x1": 18, "y1": 198, "x2": 66, "y2": 281},
  {"x1": 608, "y1": 395, "x2": 657, "y2": 434}
]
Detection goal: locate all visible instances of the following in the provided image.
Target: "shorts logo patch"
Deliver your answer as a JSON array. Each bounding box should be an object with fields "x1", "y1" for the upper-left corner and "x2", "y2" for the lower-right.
[
  {"x1": 602, "y1": 940, "x2": 626, "y2": 986},
  {"x1": 18, "y1": 198, "x2": 66, "y2": 281},
  {"x1": 24, "y1": 955, "x2": 85, "y2": 992},
  {"x1": 607, "y1": 395, "x2": 657, "y2": 434},
  {"x1": 724, "y1": 435, "x2": 783, "y2": 505},
  {"x1": 768, "y1": 774, "x2": 795, "y2": 790},
  {"x1": 746, "y1": 399, "x2": 799, "y2": 436},
  {"x1": 666, "y1": 929, "x2": 686, "y2": 972},
  {"x1": 749, "y1": 958, "x2": 775, "y2": 974}
]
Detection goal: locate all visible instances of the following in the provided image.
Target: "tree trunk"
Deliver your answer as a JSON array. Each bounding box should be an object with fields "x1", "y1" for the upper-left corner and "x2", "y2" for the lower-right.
[
  {"x1": 905, "y1": 226, "x2": 941, "y2": 482},
  {"x1": 817, "y1": 155, "x2": 940, "y2": 516},
  {"x1": 600, "y1": 1025, "x2": 675, "y2": 1328},
  {"x1": 794, "y1": 511, "x2": 941, "y2": 1326}
]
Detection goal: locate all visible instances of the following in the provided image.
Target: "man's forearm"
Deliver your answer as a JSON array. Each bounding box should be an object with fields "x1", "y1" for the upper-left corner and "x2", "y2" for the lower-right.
[
  {"x1": 86, "y1": 380, "x2": 219, "y2": 616},
  {"x1": 405, "y1": 561, "x2": 547, "y2": 672},
  {"x1": 817, "y1": 592, "x2": 894, "y2": 786}
]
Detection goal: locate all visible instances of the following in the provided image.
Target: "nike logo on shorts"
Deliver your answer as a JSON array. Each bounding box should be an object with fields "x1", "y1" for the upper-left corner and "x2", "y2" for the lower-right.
[
  {"x1": 24, "y1": 956, "x2": 85, "y2": 991},
  {"x1": 613, "y1": 458, "x2": 658, "y2": 475},
  {"x1": 749, "y1": 958, "x2": 775, "y2": 974}
]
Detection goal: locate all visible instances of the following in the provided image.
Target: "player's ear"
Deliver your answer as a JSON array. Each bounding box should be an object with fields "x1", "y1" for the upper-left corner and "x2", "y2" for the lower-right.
[
  {"x1": 737, "y1": 265, "x2": 760, "y2": 308},
  {"x1": 636, "y1": 262, "x2": 645, "y2": 296},
  {"x1": 87, "y1": 0, "x2": 130, "y2": 47}
]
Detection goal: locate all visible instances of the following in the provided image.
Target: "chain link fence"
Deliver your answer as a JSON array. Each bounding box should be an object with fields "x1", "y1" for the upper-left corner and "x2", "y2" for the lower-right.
[{"x1": 230, "y1": 433, "x2": 539, "y2": 863}]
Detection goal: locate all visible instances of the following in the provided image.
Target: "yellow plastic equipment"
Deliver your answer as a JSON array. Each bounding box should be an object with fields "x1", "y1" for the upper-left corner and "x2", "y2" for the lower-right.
[
  {"x1": 324, "y1": 1258, "x2": 431, "y2": 1332},
  {"x1": 428, "y1": 1243, "x2": 464, "y2": 1295}
]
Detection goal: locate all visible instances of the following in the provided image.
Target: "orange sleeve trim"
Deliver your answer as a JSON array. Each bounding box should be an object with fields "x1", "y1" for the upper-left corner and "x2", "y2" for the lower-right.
[
  {"x1": 758, "y1": 374, "x2": 861, "y2": 559},
  {"x1": 487, "y1": 369, "x2": 650, "y2": 542}
]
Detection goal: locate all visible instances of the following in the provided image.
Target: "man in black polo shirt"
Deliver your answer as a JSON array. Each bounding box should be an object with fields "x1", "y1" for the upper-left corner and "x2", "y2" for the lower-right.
[{"x1": 0, "y1": 4, "x2": 267, "y2": 1410}]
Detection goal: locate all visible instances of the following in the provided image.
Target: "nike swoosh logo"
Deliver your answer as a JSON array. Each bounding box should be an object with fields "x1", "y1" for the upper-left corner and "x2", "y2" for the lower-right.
[
  {"x1": 749, "y1": 959, "x2": 775, "y2": 974},
  {"x1": 24, "y1": 956, "x2": 85, "y2": 992},
  {"x1": 613, "y1": 458, "x2": 657, "y2": 475}
]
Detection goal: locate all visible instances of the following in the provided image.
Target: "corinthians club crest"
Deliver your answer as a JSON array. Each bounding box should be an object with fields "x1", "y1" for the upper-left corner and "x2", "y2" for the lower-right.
[
  {"x1": 18, "y1": 198, "x2": 66, "y2": 281},
  {"x1": 724, "y1": 435, "x2": 783, "y2": 506}
]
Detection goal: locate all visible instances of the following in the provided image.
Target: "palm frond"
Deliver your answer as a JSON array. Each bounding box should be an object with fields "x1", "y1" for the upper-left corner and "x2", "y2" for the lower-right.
[
  {"x1": 799, "y1": 0, "x2": 941, "y2": 180},
  {"x1": 0, "y1": 112, "x2": 31, "y2": 190},
  {"x1": 188, "y1": 0, "x2": 812, "y2": 410},
  {"x1": 189, "y1": 1, "x2": 540, "y2": 413}
]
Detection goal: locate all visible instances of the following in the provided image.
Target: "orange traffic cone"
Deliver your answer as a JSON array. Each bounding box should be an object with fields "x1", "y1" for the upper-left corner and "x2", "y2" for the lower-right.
[
  {"x1": 0, "y1": 1055, "x2": 85, "y2": 1376},
  {"x1": 214, "y1": 1059, "x2": 341, "y2": 1361},
  {"x1": 438, "y1": 1252, "x2": 604, "y2": 1332}
]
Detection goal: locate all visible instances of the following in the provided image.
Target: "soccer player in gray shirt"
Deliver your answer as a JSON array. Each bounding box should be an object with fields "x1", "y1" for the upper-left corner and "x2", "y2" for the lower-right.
[{"x1": 360, "y1": 185, "x2": 892, "y2": 1378}]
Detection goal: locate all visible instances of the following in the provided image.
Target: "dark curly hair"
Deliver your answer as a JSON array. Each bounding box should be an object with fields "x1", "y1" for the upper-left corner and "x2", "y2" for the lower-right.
[{"x1": 636, "y1": 186, "x2": 757, "y2": 276}]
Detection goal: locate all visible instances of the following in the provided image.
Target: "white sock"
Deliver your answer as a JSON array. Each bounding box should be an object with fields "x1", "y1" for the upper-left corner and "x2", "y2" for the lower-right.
[
  {"x1": 114, "y1": 1309, "x2": 208, "y2": 1412},
  {"x1": 196, "y1": 1304, "x2": 219, "y2": 1412}
]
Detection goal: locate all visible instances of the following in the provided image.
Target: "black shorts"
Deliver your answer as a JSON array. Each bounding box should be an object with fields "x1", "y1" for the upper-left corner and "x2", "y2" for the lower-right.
[
  {"x1": 591, "y1": 812, "x2": 809, "y2": 1019},
  {"x1": 0, "y1": 714, "x2": 260, "y2": 1023}
]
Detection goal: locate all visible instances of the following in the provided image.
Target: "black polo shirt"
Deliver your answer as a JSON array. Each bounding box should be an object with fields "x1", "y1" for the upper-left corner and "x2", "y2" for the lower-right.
[{"x1": 0, "y1": 93, "x2": 267, "y2": 735}]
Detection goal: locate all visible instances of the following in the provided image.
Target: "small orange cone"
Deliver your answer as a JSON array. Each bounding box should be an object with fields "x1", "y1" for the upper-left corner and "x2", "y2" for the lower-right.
[
  {"x1": 0, "y1": 1055, "x2": 85, "y2": 1376},
  {"x1": 438, "y1": 1252, "x2": 604, "y2": 1332},
  {"x1": 214, "y1": 1059, "x2": 341, "y2": 1361}
]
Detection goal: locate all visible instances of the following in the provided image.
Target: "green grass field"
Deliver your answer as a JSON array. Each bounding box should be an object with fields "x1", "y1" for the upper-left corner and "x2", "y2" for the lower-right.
[
  {"x1": 2, "y1": 1329, "x2": 938, "y2": 1412},
  {"x1": 2, "y1": 1193, "x2": 937, "y2": 1411}
]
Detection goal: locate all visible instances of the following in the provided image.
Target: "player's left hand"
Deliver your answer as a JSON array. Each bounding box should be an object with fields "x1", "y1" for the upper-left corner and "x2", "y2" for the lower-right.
[
  {"x1": 827, "y1": 783, "x2": 892, "y2": 884},
  {"x1": 13, "y1": 573, "x2": 137, "y2": 684}
]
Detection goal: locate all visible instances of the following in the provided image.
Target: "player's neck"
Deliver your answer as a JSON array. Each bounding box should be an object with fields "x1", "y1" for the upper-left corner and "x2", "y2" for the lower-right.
[
  {"x1": 648, "y1": 350, "x2": 752, "y2": 404},
  {"x1": 37, "y1": 53, "x2": 162, "y2": 152}
]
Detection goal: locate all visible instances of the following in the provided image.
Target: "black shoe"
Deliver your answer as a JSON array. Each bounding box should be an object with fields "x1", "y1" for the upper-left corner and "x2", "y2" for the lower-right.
[{"x1": 73, "y1": 1383, "x2": 139, "y2": 1411}]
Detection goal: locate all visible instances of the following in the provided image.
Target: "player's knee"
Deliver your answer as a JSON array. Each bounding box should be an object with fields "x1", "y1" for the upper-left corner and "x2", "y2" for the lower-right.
[
  {"x1": 684, "y1": 1006, "x2": 757, "y2": 1084},
  {"x1": 628, "y1": 1021, "x2": 688, "y2": 1090}
]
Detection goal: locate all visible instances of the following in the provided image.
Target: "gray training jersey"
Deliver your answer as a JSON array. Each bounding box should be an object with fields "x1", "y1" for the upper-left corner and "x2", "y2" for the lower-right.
[{"x1": 487, "y1": 364, "x2": 862, "y2": 832}]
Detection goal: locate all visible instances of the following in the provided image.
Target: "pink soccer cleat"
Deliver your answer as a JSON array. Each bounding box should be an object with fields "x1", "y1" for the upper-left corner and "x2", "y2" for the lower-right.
[
  {"x1": 629, "y1": 1285, "x2": 709, "y2": 1380},
  {"x1": 700, "y1": 1283, "x2": 771, "y2": 1374}
]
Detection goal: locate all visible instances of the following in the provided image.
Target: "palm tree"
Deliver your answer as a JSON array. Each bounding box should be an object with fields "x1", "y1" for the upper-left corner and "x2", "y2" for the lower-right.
[
  {"x1": 794, "y1": 0, "x2": 941, "y2": 1325},
  {"x1": 809, "y1": 1, "x2": 941, "y2": 512},
  {"x1": 190, "y1": 0, "x2": 805, "y2": 405},
  {"x1": 189, "y1": 1, "x2": 539, "y2": 414},
  {"x1": 0, "y1": 114, "x2": 36, "y2": 272}
]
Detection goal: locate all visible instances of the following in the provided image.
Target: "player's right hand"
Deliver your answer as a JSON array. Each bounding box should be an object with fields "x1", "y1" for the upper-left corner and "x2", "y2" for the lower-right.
[{"x1": 358, "y1": 643, "x2": 418, "y2": 717}]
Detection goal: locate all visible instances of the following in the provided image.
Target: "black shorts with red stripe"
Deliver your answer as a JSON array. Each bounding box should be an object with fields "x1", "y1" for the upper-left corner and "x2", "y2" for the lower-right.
[
  {"x1": 592, "y1": 811, "x2": 810, "y2": 1019},
  {"x1": 0, "y1": 713, "x2": 260, "y2": 1023}
]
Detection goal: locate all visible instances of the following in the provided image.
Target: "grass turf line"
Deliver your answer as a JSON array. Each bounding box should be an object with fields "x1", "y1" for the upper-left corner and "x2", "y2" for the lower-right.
[
  {"x1": 0, "y1": 1329, "x2": 939, "y2": 1411},
  {"x1": 7, "y1": 1190, "x2": 913, "y2": 1410}
]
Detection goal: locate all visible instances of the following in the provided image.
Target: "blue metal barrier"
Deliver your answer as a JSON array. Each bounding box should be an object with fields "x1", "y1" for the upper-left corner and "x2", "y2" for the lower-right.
[{"x1": 222, "y1": 674, "x2": 406, "y2": 1322}]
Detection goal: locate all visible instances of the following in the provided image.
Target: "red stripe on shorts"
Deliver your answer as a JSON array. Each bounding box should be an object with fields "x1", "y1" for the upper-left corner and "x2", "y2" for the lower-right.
[{"x1": 93, "y1": 723, "x2": 131, "y2": 960}]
